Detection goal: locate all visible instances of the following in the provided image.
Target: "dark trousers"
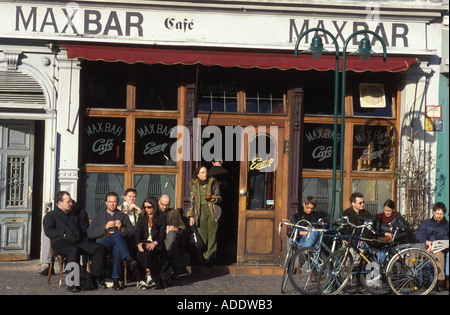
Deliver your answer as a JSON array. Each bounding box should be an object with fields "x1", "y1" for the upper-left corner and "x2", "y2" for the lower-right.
[
  {"x1": 136, "y1": 244, "x2": 172, "y2": 284},
  {"x1": 52, "y1": 238, "x2": 105, "y2": 277}
]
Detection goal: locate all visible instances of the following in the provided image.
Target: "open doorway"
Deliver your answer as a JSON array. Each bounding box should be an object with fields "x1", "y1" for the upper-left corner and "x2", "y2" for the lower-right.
[
  {"x1": 201, "y1": 125, "x2": 240, "y2": 265},
  {"x1": 214, "y1": 160, "x2": 240, "y2": 264}
]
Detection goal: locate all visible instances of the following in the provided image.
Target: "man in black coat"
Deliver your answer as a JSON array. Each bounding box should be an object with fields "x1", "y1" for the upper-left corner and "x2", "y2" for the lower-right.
[
  {"x1": 342, "y1": 192, "x2": 373, "y2": 237},
  {"x1": 43, "y1": 191, "x2": 106, "y2": 292}
]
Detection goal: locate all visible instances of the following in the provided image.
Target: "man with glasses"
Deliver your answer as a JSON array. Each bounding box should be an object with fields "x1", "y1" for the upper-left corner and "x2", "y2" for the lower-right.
[
  {"x1": 416, "y1": 202, "x2": 449, "y2": 292},
  {"x1": 43, "y1": 191, "x2": 106, "y2": 292},
  {"x1": 158, "y1": 194, "x2": 186, "y2": 279},
  {"x1": 342, "y1": 192, "x2": 373, "y2": 236},
  {"x1": 288, "y1": 196, "x2": 325, "y2": 248}
]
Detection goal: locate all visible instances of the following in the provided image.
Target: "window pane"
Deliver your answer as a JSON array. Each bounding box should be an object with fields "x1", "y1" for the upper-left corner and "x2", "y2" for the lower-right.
[
  {"x1": 351, "y1": 179, "x2": 393, "y2": 216},
  {"x1": 247, "y1": 134, "x2": 277, "y2": 210},
  {"x1": 245, "y1": 73, "x2": 284, "y2": 114},
  {"x1": 198, "y1": 80, "x2": 238, "y2": 112},
  {"x1": 135, "y1": 65, "x2": 179, "y2": 110},
  {"x1": 353, "y1": 125, "x2": 395, "y2": 171},
  {"x1": 303, "y1": 71, "x2": 336, "y2": 115},
  {"x1": 349, "y1": 72, "x2": 395, "y2": 118},
  {"x1": 81, "y1": 61, "x2": 127, "y2": 109},
  {"x1": 302, "y1": 178, "x2": 340, "y2": 221},
  {"x1": 133, "y1": 173, "x2": 176, "y2": 207},
  {"x1": 134, "y1": 118, "x2": 177, "y2": 166},
  {"x1": 81, "y1": 117, "x2": 126, "y2": 164},
  {"x1": 246, "y1": 90, "x2": 284, "y2": 114},
  {"x1": 353, "y1": 84, "x2": 393, "y2": 117},
  {"x1": 303, "y1": 123, "x2": 341, "y2": 170},
  {"x1": 7, "y1": 156, "x2": 26, "y2": 207},
  {"x1": 81, "y1": 173, "x2": 124, "y2": 218}
]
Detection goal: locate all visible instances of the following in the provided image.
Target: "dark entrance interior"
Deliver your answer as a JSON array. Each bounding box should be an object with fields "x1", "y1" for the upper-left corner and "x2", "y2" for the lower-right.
[
  {"x1": 201, "y1": 125, "x2": 240, "y2": 265},
  {"x1": 215, "y1": 160, "x2": 239, "y2": 264}
]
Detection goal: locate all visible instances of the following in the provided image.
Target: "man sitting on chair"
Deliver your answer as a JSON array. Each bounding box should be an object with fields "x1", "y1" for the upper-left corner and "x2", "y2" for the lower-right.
[
  {"x1": 43, "y1": 191, "x2": 106, "y2": 292},
  {"x1": 87, "y1": 191, "x2": 137, "y2": 290}
]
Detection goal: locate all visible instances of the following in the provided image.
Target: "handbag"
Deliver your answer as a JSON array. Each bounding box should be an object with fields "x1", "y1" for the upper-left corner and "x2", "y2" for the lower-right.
[
  {"x1": 212, "y1": 203, "x2": 222, "y2": 222},
  {"x1": 190, "y1": 225, "x2": 205, "y2": 251}
]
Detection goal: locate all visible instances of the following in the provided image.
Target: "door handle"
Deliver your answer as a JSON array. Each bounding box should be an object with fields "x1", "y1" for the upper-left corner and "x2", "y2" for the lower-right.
[
  {"x1": 28, "y1": 186, "x2": 33, "y2": 201},
  {"x1": 239, "y1": 189, "x2": 247, "y2": 196}
]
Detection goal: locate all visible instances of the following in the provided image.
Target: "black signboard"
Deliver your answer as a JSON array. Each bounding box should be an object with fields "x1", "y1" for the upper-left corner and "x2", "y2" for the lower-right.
[
  {"x1": 134, "y1": 118, "x2": 178, "y2": 165},
  {"x1": 81, "y1": 117, "x2": 126, "y2": 164},
  {"x1": 302, "y1": 123, "x2": 341, "y2": 170},
  {"x1": 352, "y1": 125, "x2": 394, "y2": 171}
]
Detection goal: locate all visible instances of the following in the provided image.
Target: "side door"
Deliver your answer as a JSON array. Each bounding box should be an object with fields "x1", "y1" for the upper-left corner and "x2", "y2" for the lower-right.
[
  {"x1": 236, "y1": 128, "x2": 284, "y2": 265},
  {"x1": 0, "y1": 121, "x2": 34, "y2": 260}
]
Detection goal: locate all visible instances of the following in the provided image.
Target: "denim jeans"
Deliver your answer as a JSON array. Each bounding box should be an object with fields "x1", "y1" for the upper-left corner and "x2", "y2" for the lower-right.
[
  {"x1": 100, "y1": 232, "x2": 131, "y2": 279},
  {"x1": 299, "y1": 230, "x2": 319, "y2": 248}
]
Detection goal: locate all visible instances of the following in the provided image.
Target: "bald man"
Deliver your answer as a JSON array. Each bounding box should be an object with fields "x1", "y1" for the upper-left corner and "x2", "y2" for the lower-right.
[{"x1": 158, "y1": 194, "x2": 186, "y2": 278}]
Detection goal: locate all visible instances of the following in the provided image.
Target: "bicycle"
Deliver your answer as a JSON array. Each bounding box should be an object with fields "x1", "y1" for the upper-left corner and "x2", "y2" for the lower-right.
[
  {"x1": 317, "y1": 216, "x2": 438, "y2": 295},
  {"x1": 278, "y1": 219, "x2": 312, "y2": 293},
  {"x1": 279, "y1": 218, "x2": 348, "y2": 295}
]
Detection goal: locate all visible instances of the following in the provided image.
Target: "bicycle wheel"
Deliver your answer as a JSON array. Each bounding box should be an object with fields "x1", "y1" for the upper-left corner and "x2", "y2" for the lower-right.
[
  {"x1": 287, "y1": 247, "x2": 326, "y2": 295},
  {"x1": 281, "y1": 246, "x2": 296, "y2": 293},
  {"x1": 387, "y1": 247, "x2": 438, "y2": 295},
  {"x1": 358, "y1": 248, "x2": 391, "y2": 295},
  {"x1": 317, "y1": 249, "x2": 353, "y2": 295}
]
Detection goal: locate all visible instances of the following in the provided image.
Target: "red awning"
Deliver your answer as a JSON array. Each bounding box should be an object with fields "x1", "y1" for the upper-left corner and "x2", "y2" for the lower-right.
[{"x1": 64, "y1": 44, "x2": 418, "y2": 73}]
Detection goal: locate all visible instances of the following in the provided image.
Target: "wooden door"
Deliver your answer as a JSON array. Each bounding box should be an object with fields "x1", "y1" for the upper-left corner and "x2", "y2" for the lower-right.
[
  {"x1": 237, "y1": 128, "x2": 284, "y2": 265},
  {"x1": 0, "y1": 121, "x2": 34, "y2": 260}
]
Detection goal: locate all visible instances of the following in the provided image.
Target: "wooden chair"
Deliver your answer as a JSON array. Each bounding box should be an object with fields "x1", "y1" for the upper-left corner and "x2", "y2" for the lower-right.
[{"x1": 47, "y1": 245, "x2": 66, "y2": 286}]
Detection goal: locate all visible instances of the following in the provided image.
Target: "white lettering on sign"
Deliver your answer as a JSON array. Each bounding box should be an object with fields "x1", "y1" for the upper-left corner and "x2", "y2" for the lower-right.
[
  {"x1": 305, "y1": 128, "x2": 340, "y2": 143},
  {"x1": 92, "y1": 138, "x2": 114, "y2": 155},
  {"x1": 86, "y1": 122, "x2": 123, "y2": 137},
  {"x1": 312, "y1": 145, "x2": 333, "y2": 162},
  {"x1": 354, "y1": 129, "x2": 390, "y2": 145},
  {"x1": 360, "y1": 148, "x2": 385, "y2": 161},
  {"x1": 143, "y1": 142, "x2": 168, "y2": 155},
  {"x1": 136, "y1": 123, "x2": 174, "y2": 138}
]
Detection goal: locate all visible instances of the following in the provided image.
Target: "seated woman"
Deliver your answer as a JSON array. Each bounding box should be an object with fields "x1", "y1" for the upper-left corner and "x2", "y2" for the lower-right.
[
  {"x1": 135, "y1": 196, "x2": 172, "y2": 290},
  {"x1": 373, "y1": 199, "x2": 410, "y2": 243}
]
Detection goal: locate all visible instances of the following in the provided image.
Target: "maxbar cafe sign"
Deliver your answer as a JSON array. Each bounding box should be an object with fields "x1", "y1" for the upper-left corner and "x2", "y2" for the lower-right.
[{"x1": 1, "y1": 2, "x2": 427, "y2": 52}]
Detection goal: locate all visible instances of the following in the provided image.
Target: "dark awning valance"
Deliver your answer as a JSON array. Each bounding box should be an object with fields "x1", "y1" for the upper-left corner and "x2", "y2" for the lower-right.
[{"x1": 64, "y1": 44, "x2": 418, "y2": 73}]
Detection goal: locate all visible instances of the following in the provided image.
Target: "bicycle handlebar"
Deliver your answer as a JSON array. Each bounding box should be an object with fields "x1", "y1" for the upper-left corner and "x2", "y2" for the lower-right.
[
  {"x1": 336, "y1": 216, "x2": 376, "y2": 234},
  {"x1": 278, "y1": 218, "x2": 338, "y2": 236}
]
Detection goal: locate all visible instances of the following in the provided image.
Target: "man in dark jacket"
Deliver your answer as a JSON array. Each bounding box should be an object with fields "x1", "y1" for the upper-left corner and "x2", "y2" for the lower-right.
[
  {"x1": 87, "y1": 191, "x2": 137, "y2": 290},
  {"x1": 288, "y1": 196, "x2": 325, "y2": 248},
  {"x1": 43, "y1": 191, "x2": 105, "y2": 292},
  {"x1": 416, "y1": 202, "x2": 449, "y2": 291},
  {"x1": 342, "y1": 192, "x2": 373, "y2": 237}
]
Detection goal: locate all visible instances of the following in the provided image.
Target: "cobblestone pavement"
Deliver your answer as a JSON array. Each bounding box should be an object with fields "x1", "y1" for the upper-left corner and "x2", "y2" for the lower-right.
[{"x1": 0, "y1": 260, "x2": 447, "y2": 297}]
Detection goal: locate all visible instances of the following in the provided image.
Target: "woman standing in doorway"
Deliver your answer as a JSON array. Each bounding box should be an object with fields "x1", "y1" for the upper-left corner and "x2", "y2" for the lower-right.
[{"x1": 187, "y1": 165, "x2": 222, "y2": 267}]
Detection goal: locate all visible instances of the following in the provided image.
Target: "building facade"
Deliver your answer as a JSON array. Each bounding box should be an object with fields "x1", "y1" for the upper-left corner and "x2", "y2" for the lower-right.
[{"x1": 0, "y1": 0, "x2": 447, "y2": 268}]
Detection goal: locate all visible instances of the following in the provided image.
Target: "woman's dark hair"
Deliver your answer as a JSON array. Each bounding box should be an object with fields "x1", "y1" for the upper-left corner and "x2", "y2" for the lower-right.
[
  {"x1": 139, "y1": 196, "x2": 160, "y2": 227},
  {"x1": 191, "y1": 165, "x2": 208, "y2": 180},
  {"x1": 383, "y1": 199, "x2": 396, "y2": 210}
]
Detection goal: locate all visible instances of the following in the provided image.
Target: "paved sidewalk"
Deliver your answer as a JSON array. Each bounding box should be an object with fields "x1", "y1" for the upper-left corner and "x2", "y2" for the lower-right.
[{"x1": 0, "y1": 260, "x2": 447, "y2": 297}]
